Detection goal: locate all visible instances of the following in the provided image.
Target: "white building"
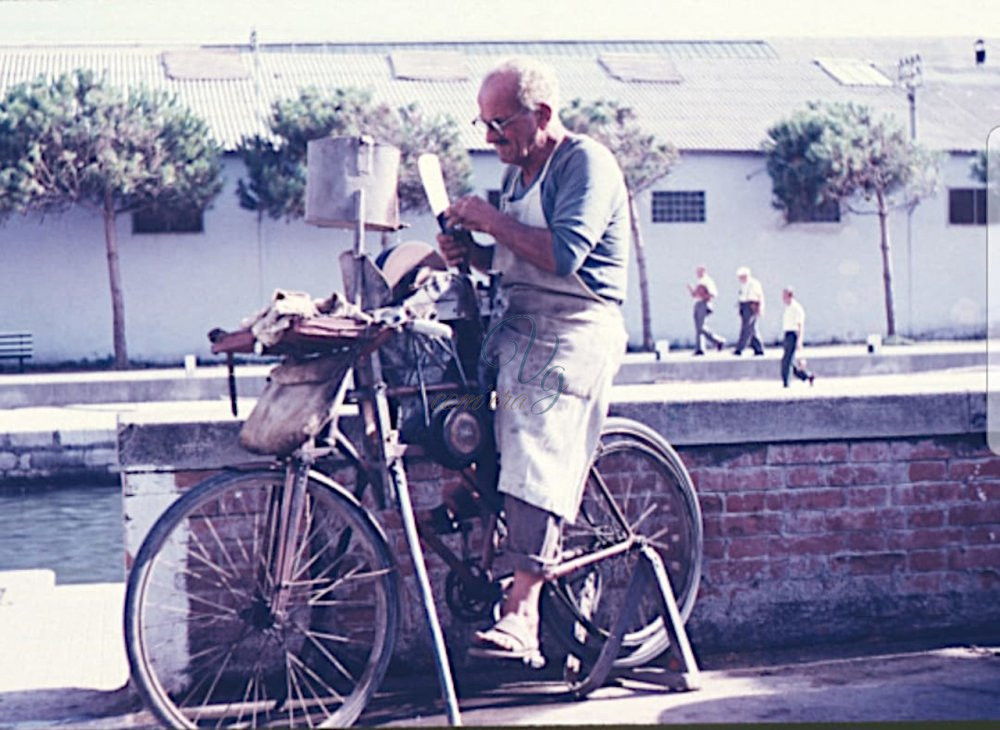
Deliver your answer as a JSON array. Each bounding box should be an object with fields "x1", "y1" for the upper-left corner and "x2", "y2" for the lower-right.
[{"x1": 0, "y1": 38, "x2": 995, "y2": 362}]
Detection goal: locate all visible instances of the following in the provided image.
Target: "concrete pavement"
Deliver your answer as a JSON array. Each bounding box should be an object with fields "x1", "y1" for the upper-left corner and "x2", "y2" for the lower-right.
[{"x1": 0, "y1": 569, "x2": 998, "y2": 727}]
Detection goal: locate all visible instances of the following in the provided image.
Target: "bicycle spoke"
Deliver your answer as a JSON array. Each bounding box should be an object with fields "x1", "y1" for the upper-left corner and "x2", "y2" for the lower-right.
[
  {"x1": 181, "y1": 565, "x2": 252, "y2": 602},
  {"x1": 201, "y1": 514, "x2": 245, "y2": 588},
  {"x1": 307, "y1": 600, "x2": 378, "y2": 613},
  {"x1": 186, "y1": 528, "x2": 238, "y2": 584},
  {"x1": 285, "y1": 653, "x2": 296, "y2": 728},
  {"x1": 302, "y1": 627, "x2": 359, "y2": 686},
  {"x1": 309, "y1": 565, "x2": 391, "y2": 605},
  {"x1": 630, "y1": 502, "x2": 659, "y2": 533},
  {"x1": 185, "y1": 591, "x2": 240, "y2": 617},
  {"x1": 285, "y1": 653, "x2": 313, "y2": 729},
  {"x1": 182, "y1": 640, "x2": 237, "y2": 720},
  {"x1": 289, "y1": 523, "x2": 348, "y2": 585},
  {"x1": 291, "y1": 655, "x2": 344, "y2": 704},
  {"x1": 283, "y1": 493, "x2": 317, "y2": 594},
  {"x1": 303, "y1": 628, "x2": 368, "y2": 645}
]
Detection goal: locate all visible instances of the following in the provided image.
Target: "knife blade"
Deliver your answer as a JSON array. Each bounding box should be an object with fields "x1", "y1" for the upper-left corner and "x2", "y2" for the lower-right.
[
  {"x1": 418, "y1": 153, "x2": 450, "y2": 219},
  {"x1": 417, "y1": 153, "x2": 473, "y2": 272}
]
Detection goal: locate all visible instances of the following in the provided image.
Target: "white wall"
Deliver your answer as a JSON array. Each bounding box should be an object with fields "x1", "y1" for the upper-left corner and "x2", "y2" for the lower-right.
[
  {"x1": 624, "y1": 150, "x2": 987, "y2": 349},
  {"x1": 0, "y1": 151, "x2": 986, "y2": 363}
]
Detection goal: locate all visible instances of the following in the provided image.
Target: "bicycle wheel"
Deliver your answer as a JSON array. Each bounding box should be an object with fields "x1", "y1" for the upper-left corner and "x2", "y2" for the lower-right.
[
  {"x1": 542, "y1": 417, "x2": 703, "y2": 670},
  {"x1": 124, "y1": 467, "x2": 399, "y2": 728}
]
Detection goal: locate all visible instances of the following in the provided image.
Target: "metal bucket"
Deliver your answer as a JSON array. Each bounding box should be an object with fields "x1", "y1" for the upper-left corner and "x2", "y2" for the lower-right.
[{"x1": 305, "y1": 136, "x2": 402, "y2": 231}]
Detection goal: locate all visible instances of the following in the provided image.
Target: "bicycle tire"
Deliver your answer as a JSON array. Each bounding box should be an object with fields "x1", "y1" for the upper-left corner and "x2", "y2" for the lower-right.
[
  {"x1": 542, "y1": 417, "x2": 703, "y2": 671},
  {"x1": 124, "y1": 467, "x2": 399, "y2": 728}
]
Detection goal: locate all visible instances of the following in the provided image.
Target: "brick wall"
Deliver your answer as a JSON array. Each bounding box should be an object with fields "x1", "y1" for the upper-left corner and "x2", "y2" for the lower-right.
[
  {"x1": 118, "y1": 407, "x2": 1000, "y2": 666},
  {"x1": 680, "y1": 433, "x2": 1000, "y2": 652}
]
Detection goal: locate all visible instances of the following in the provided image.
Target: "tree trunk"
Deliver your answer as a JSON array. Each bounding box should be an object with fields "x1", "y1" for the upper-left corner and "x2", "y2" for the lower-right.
[
  {"x1": 627, "y1": 192, "x2": 655, "y2": 352},
  {"x1": 103, "y1": 196, "x2": 128, "y2": 369},
  {"x1": 876, "y1": 189, "x2": 896, "y2": 337}
]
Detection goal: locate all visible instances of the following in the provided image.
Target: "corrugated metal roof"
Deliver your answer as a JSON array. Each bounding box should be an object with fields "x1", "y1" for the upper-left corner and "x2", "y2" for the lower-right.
[{"x1": 0, "y1": 38, "x2": 994, "y2": 153}]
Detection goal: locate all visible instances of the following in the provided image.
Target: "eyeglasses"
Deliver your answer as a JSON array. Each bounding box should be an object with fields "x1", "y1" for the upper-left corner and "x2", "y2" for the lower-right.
[{"x1": 471, "y1": 108, "x2": 532, "y2": 135}]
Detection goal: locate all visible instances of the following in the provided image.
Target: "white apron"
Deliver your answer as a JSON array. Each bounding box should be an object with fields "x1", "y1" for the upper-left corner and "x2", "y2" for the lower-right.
[{"x1": 486, "y1": 146, "x2": 627, "y2": 522}]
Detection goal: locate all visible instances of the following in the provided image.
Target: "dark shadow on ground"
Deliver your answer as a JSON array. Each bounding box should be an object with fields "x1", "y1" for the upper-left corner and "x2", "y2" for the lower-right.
[
  {"x1": 0, "y1": 684, "x2": 155, "y2": 727},
  {"x1": 657, "y1": 649, "x2": 1000, "y2": 725}
]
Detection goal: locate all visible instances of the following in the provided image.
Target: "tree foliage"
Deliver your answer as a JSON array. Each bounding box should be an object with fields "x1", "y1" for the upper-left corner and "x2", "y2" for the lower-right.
[
  {"x1": 763, "y1": 101, "x2": 941, "y2": 338},
  {"x1": 764, "y1": 101, "x2": 940, "y2": 219},
  {"x1": 0, "y1": 69, "x2": 223, "y2": 367},
  {"x1": 561, "y1": 98, "x2": 678, "y2": 193},
  {"x1": 762, "y1": 107, "x2": 837, "y2": 220},
  {"x1": 820, "y1": 103, "x2": 939, "y2": 212},
  {"x1": 561, "y1": 98, "x2": 679, "y2": 352},
  {"x1": 971, "y1": 149, "x2": 998, "y2": 186},
  {"x1": 0, "y1": 69, "x2": 221, "y2": 216},
  {"x1": 237, "y1": 87, "x2": 472, "y2": 220}
]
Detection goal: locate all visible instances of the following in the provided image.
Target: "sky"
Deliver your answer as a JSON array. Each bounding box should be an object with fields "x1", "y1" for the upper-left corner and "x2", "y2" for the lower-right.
[{"x1": 0, "y1": 0, "x2": 996, "y2": 46}]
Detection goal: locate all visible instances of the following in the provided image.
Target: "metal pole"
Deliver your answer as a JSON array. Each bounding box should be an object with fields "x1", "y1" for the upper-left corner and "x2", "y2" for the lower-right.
[
  {"x1": 391, "y1": 458, "x2": 463, "y2": 725},
  {"x1": 906, "y1": 90, "x2": 916, "y2": 336},
  {"x1": 898, "y1": 54, "x2": 922, "y2": 338}
]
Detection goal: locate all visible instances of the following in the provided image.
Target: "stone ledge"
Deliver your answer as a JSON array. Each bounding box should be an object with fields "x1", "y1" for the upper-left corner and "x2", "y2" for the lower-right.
[
  {"x1": 612, "y1": 391, "x2": 986, "y2": 447},
  {"x1": 117, "y1": 388, "x2": 986, "y2": 469}
]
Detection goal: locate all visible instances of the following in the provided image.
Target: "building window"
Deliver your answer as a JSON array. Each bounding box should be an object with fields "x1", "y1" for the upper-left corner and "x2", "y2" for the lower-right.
[
  {"x1": 651, "y1": 191, "x2": 706, "y2": 223},
  {"x1": 132, "y1": 205, "x2": 205, "y2": 234},
  {"x1": 786, "y1": 198, "x2": 841, "y2": 223},
  {"x1": 948, "y1": 188, "x2": 987, "y2": 225}
]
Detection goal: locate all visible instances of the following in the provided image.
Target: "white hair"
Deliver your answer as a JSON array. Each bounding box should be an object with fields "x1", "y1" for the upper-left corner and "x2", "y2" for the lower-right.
[{"x1": 484, "y1": 56, "x2": 561, "y2": 112}]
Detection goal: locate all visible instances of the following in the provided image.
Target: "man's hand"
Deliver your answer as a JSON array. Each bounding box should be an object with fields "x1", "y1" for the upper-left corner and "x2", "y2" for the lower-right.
[
  {"x1": 436, "y1": 231, "x2": 468, "y2": 268},
  {"x1": 445, "y1": 195, "x2": 502, "y2": 236}
]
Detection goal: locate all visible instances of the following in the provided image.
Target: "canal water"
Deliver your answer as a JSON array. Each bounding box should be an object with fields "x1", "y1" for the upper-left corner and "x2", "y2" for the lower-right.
[{"x1": 0, "y1": 482, "x2": 124, "y2": 584}]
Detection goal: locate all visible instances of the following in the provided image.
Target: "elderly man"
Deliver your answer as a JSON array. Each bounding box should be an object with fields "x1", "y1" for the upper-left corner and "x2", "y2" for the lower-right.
[
  {"x1": 437, "y1": 56, "x2": 630, "y2": 663},
  {"x1": 780, "y1": 286, "x2": 816, "y2": 387},
  {"x1": 733, "y1": 265, "x2": 765, "y2": 356},
  {"x1": 687, "y1": 264, "x2": 724, "y2": 355}
]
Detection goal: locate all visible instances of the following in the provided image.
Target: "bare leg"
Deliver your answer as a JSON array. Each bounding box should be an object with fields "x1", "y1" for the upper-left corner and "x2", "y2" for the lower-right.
[{"x1": 480, "y1": 570, "x2": 545, "y2": 650}]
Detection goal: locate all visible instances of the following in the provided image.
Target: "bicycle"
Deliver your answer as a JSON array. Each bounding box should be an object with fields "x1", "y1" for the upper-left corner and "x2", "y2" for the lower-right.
[{"x1": 123, "y1": 251, "x2": 703, "y2": 728}]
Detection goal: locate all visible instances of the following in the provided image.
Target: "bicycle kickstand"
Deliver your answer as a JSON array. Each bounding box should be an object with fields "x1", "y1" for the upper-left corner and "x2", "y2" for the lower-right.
[{"x1": 571, "y1": 542, "x2": 701, "y2": 698}]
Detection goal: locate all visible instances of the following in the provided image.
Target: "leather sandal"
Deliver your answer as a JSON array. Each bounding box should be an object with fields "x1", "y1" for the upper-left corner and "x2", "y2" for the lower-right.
[{"x1": 468, "y1": 613, "x2": 545, "y2": 668}]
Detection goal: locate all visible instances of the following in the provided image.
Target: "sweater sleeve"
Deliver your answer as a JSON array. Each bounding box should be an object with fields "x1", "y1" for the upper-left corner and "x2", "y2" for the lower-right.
[{"x1": 545, "y1": 142, "x2": 624, "y2": 277}]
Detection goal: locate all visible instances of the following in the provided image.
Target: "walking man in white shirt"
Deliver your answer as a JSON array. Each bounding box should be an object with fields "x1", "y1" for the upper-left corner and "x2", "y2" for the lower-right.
[
  {"x1": 687, "y1": 265, "x2": 725, "y2": 355},
  {"x1": 733, "y1": 266, "x2": 765, "y2": 356},
  {"x1": 780, "y1": 286, "x2": 815, "y2": 387}
]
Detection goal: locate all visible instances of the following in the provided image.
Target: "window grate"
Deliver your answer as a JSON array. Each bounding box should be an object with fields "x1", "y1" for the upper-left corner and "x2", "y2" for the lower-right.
[
  {"x1": 949, "y1": 188, "x2": 987, "y2": 225},
  {"x1": 652, "y1": 191, "x2": 706, "y2": 223}
]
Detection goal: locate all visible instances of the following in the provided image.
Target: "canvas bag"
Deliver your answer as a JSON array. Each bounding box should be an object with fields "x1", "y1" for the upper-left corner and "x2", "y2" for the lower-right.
[{"x1": 240, "y1": 353, "x2": 353, "y2": 456}]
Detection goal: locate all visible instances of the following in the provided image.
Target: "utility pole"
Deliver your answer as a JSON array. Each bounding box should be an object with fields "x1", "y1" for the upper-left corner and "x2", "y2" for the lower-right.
[{"x1": 898, "y1": 54, "x2": 923, "y2": 338}]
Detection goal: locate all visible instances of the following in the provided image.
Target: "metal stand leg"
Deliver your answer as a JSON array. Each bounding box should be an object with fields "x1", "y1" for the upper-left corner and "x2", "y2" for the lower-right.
[
  {"x1": 391, "y1": 459, "x2": 463, "y2": 726},
  {"x1": 570, "y1": 543, "x2": 700, "y2": 698},
  {"x1": 628, "y1": 543, "x2": 701, "y2": 691},
  {"x1": 348, "y1": 169, "x2": 461, "y2": 724}
]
